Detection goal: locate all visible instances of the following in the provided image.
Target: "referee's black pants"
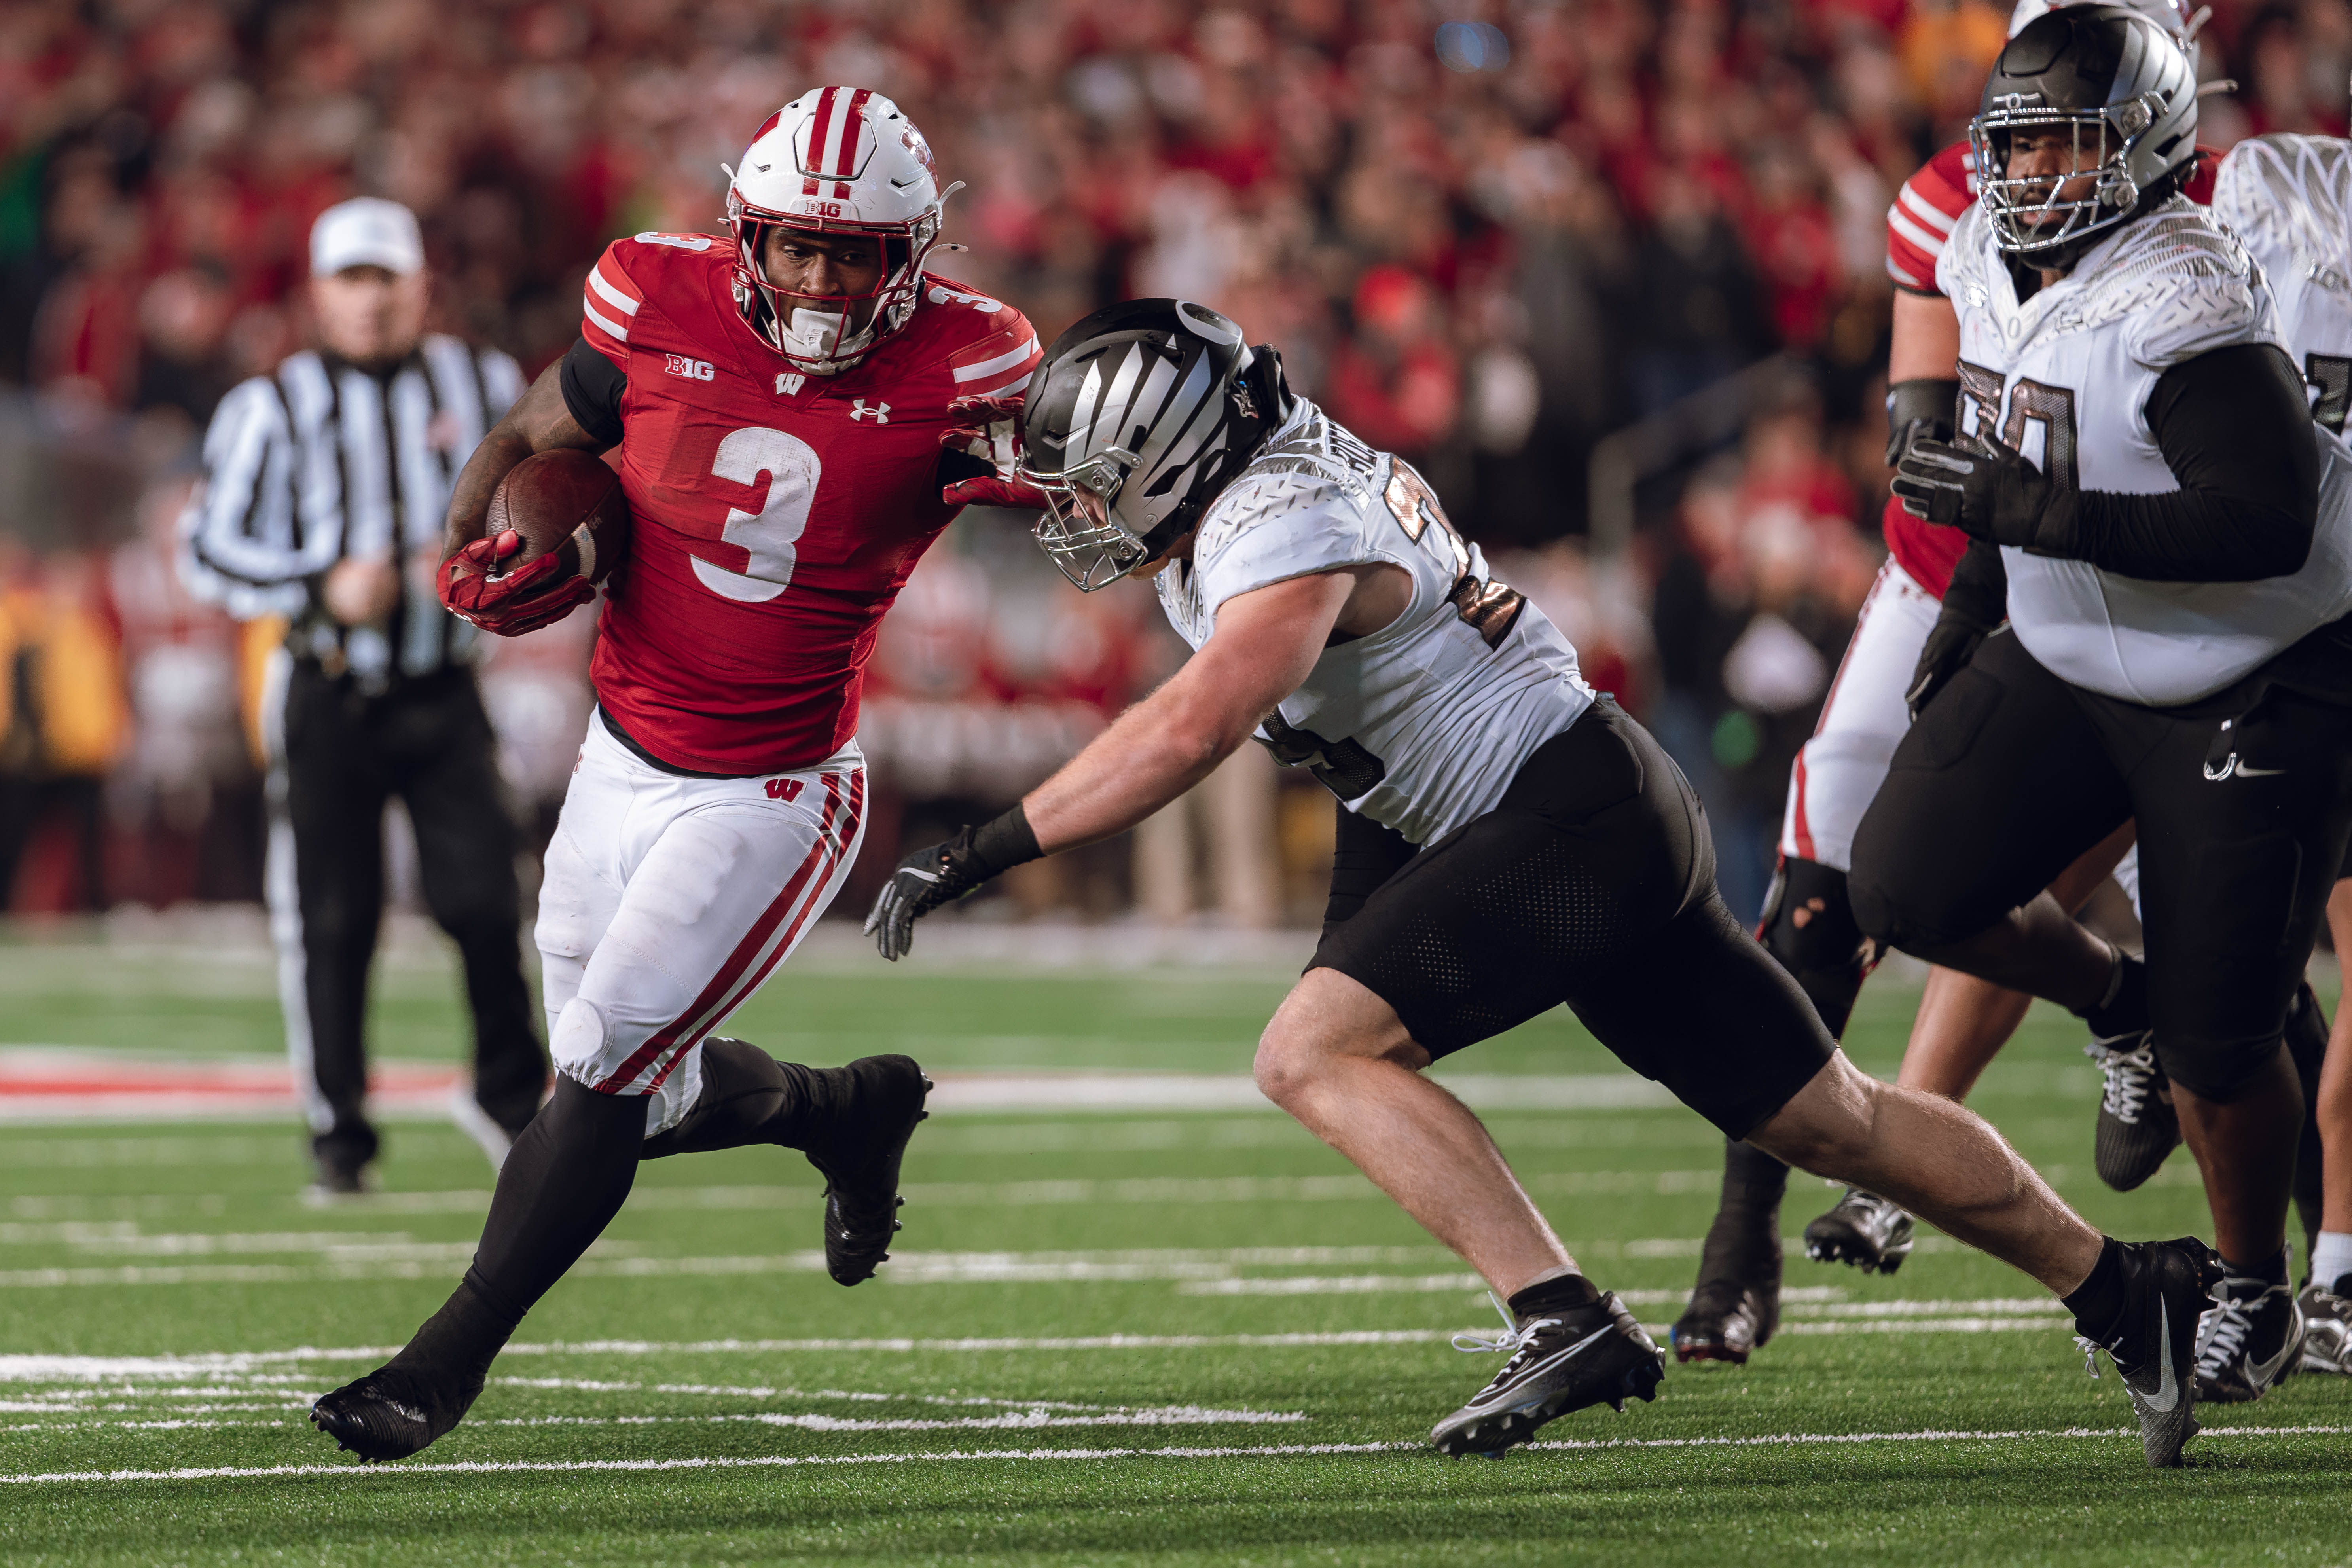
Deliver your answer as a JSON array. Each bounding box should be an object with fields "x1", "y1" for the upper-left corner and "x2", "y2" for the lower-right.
[
  {"x1": 1850, "y1": 629, "x2": 2352, "y2": 1101},
  {"x1": 272, "y1": 661, "x2": 548, "y2": 1174}
]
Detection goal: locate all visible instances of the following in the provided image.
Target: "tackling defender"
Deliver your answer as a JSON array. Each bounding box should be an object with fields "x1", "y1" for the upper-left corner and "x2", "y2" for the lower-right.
[
  {"x1": 1870, "y1": 8, "x2": 2352, "y2": 1411},
  {"x1": 307, "y1": 87, "x2": 1039, "y2": 1461},
  {"x1": 872, "y1": 298, "x2": 2223, "y2": 1466}
]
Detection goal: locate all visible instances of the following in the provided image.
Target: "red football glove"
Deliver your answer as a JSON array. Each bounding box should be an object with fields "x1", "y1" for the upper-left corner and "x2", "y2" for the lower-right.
[
  {"x1": 436, "y1": 529, "x2": 595, "y2": 637},
  {"x1": 939, "y1": 394, "x2": 1051, "y2": 510}
]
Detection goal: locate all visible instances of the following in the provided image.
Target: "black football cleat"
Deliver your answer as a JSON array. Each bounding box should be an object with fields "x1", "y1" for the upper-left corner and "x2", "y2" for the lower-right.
[
  {"x1": 1803, "y1": 1188, "x2": 1914, "y2": 1274},
  {"x1": 2195, "y1": 1266, "x2": 2305, "y2": 1403},
  {"x1": 2087, "y1": 1031, "x2": 2180, "y2": 1191},
  {"x1": 800, "y1": 1053, "x2": 931, "y2": 1286},
  {"x1": 309, "y1": 1362, "x2": 483, "y2": 1463},
  {"x1": 2077, "y1": 1236, "x2": 2225, "y2": 1468},
  {"x1": 1432, "y1": 1291, "x2": 1665, "y2": 1458},
  {"x1": 1672, "y1": 1211, "x2": 1781, "y2": 1366}
]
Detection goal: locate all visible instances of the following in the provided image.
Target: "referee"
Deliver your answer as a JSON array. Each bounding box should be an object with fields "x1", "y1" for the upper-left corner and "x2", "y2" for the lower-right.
[{"x1": 180, "y1": 198, "x2": 549, "y2": 1195}]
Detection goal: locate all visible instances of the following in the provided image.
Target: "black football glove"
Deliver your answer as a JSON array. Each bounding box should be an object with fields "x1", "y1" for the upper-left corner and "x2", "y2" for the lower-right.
[
  {"x1": 1905, "y1": 608, "x2": 1996, "y2": 723},
  {"x1": 1883, "y1": 377, "x2": 1958, "y2": 467},
  {"x1": 1891, "y1": 435, "x2": 2056, "y2": 548},
  {"x1": 865, "y1": 827, "x2": 996, "y2": 962}
]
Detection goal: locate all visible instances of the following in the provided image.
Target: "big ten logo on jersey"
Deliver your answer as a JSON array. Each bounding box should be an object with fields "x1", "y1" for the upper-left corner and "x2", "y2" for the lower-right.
[
  {"x1": 1956, "y1": 362, "x2": 2079, "y2": 489},
  {"x1": 1383, "y1": 460, "x2": 1524, "y2": 648},
  {"x1": 665, "y1": 354, "x2": 715, "y2": 382},
  {"x1": 764, "y1": 775, "x2": 805, "y2": 801}
]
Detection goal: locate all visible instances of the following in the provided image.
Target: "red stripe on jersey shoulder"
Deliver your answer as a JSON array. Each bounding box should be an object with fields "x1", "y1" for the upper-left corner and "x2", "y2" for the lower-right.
[
  {"x1": 1886, "y1": 139, "x2": 1976, "y2": 296},
  {"x1": 582, "y1": 241, "x2": 648, "y2": 366}
]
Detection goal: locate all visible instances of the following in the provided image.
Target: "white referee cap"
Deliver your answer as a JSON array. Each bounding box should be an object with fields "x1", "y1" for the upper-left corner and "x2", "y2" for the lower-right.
[{"x1": 310, "y1": 198, "x2": 425, "y2": 278}]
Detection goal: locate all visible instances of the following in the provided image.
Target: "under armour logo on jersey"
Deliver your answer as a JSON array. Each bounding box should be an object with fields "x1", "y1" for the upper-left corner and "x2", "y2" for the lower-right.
[
  {"x1": 665, "y1": 355, "x2": 715, "y2": 382},
  {"x1": 764, "y1": 776, "x2": 805, "y2": 801},
  {"x1": 775, "y1": 372, "x2": 806, "y2": 396},
  {"x1": 850, "y1": 400, "x2": 891, "y2": 423}
]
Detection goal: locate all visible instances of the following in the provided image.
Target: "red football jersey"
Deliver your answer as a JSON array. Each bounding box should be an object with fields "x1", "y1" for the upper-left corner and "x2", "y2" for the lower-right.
[
  {"x1": 580, "y1": 234, "x2": 1040, "y2": 774},
  {"x1": 1876, "y1": 141, "x2": 2217, "y2": 599}
]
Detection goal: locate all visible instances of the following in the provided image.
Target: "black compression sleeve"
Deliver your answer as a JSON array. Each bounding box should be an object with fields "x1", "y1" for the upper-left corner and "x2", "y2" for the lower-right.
[
  {"x1": 2039, "y1": 344, "x2": 2318, "y2": 582},
  {"x1": 559, "y1": 336, "x2": 627, "y2": 447},
  {"x1": 1942, "y1": 537, "x2": 2009, "y2": 630}
]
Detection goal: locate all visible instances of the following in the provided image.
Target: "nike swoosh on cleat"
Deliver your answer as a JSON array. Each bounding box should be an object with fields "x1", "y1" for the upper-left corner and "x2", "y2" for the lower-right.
[
  {"x1": 2141, "y1": 1301, "x2": 2182, "y2": 1413},
  {"x1": 2232, "y1": 764, "x2": 2287, "y2": 777}
]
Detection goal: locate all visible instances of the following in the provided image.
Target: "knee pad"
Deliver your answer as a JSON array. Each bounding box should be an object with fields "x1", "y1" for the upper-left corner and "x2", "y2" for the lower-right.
[
  {"x1": 2157, "y1": 1031, "x2": 2285, "y2": 1104},
  {"x1": 1759, "y1": 857, "x2": 1874, "y2": 1039},
  {"x1": 549, "y1": 996, "x2": 615, "y2": 1085}
]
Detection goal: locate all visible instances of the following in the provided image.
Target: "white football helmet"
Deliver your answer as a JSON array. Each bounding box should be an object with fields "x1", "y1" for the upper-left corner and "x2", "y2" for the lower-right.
[{"x1": 724, "y1": 87, "x2": 961, "y2": 375}]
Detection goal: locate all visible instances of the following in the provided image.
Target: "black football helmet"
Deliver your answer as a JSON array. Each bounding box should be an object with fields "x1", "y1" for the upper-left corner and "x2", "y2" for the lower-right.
[
  {"x1": 1015, "y1": 300, "x2": 1292, "y2": 591},
  {"x1": 1972, "y1": 6, "x2": 2200, "y2": 265}
]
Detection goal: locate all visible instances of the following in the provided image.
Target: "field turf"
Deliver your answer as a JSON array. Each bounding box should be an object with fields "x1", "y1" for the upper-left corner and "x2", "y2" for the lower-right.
[{"x1": 1, "y1": 923, "x2": 2349, "y2": 1565}]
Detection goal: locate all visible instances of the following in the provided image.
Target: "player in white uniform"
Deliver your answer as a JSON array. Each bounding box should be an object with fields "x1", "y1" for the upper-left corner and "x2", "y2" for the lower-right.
[
  {"x1": 867, "y1": 298, "x2": 2226, "y2": 1466},
  {"x1": 1872, "y1": 7, "x2": 2352, "y2": 1407},
  {"x1": 2210, "y1": 131, "x2": 2352, "y2": 1373},
  {"x1": 1672, "y1": 0, "x2": 2204, "y2": 1369}
]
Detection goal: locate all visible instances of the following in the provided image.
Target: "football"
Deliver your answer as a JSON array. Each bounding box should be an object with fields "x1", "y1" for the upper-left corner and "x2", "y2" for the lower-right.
[{"x1": 485, "y1": 449, "x2": 630, "y2": 588}]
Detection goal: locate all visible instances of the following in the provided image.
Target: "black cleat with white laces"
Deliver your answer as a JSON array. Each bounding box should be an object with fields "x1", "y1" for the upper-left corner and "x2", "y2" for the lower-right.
[
  {"x1": 1432, "y1": 1290, "x2": 1665, "y2": 1458},
  {"x1": 2075, "y1": 1236, "x2": 2226, "y2": 1468},
  {"x1": 2195, "y1": 1265, "x2": 2305, "y2": 1403},
  {"x1": 1803, "y1": 1188, "x2": 1914, "y2": 1274},
  {"x1": 800, "y1": 1053, "x2": 931, "y2": 1285},
  {"x1": 310, "y1": 1363, "x2": 483, "y2": 1463},
  {"x1": 2086, "y1": 1031, "x2": 2179, "y2": 1191}
]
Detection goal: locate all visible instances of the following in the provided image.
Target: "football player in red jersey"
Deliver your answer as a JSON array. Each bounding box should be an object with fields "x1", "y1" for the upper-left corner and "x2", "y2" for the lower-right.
[
  {"x1": 309, "y1": 87, "x2": 1041, "y2": 1463},
  {"x1": 1668, "y1": 0, "x2": 2252, "y2": 1365}
]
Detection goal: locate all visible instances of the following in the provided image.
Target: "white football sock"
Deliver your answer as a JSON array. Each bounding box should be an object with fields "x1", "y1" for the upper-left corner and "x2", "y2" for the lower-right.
[{"x1": 2312, "y1": 1230, "x2": 2352, "y2": 1293}]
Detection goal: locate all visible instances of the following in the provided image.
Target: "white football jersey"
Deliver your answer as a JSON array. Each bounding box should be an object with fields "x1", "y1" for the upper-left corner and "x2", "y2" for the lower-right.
[
  {"x1": 2213, "y1": 134, "x2": 2352, "y2": 436},
  {"x1": 1156, "y1": 400, "x2": 1593, "y2": 845},
  {"x1": 1939, "y1": 196, "x2": 2352, "y2": 705}
]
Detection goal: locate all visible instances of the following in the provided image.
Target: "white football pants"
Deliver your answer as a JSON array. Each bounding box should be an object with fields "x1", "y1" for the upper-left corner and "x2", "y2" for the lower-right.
[
  {"x1": 1777, "y1": 559, "x2": 1941, "y2": 874},
  {"x1": 534, "y1": 713, "x2": 866, "y2": 1135}
]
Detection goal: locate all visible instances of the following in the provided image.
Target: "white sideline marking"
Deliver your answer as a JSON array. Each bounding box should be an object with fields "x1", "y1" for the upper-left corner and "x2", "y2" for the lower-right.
[{"x1": 6, "y1": 1425, "x2": 2344, "y2": 1485}]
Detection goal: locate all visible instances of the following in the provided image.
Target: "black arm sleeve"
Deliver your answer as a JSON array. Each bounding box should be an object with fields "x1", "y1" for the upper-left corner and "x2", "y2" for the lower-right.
[
  {"x1": 2041, "y1": 343, "x2": 2318, "y2": 582},
  {"x1": 559, "y1": 337, "x2": 627, "y2": 447},
  {"x1": 1942, "y1": 537, "x2": 2009, "y2": 631},
  {"x1": 1322, "y1": 802, "x2": 1418, "y2": 934}
]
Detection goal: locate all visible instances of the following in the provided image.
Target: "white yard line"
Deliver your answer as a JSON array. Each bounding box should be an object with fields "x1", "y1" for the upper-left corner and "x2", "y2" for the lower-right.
[{"x1": 3, "y1": 1424, "x2": 2343, "y2": 1485}]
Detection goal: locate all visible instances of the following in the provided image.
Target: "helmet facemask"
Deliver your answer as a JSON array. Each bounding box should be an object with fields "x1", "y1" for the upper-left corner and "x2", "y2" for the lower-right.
[
  {"x1": 1020, "y1": 446, "x2": 1151, "y2": 592},
  {"x1": 726, "y1": 194, "x2": 945, "y2": 375},
  {"x1": 1972, "y1": 93, "x2": 2165, "y2": 258}
]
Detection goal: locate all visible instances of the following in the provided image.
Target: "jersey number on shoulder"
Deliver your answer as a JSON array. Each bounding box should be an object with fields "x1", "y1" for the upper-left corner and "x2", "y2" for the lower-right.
[
  {"x1": 1956, "y1": 360, "x2": 2079, "y2": 490},
  {"x1": 2308, "y1": 353, "x2": 2350, "y2": 436},
  {"x1": 692, "y1": 428, "x2": 821, "y2": 604},
  {"x1": 1382, "y1": 461, "x2": 1525, "y2": 648}
]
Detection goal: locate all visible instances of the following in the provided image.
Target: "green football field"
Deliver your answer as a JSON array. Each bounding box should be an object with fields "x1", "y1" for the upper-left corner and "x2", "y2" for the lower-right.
[{"x1": 1, "y1": 924, "x2": 2348, "y2": 1565}]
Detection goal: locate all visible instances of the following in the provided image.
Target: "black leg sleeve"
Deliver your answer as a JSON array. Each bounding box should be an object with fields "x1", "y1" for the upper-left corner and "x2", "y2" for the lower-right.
[
  {"x1": 640, "y1": 1038, "x2": 821, "y2": 1159},
  {"x1": 282, "y1": 669, "x2": 390, "y2": 1171},
  {"x1": 459, "y1": 1076, "x2": 646, "y2": 1331},
  {"x1": 398, "y1": 678, "x2": 548, "y2": 1136},
  {"x1": 2288, "y1": 981, "x2": 2329, "y2": 1267},
  {"x1": 1757, "y1": 857, "x2": 1871, "y2": 1039}
]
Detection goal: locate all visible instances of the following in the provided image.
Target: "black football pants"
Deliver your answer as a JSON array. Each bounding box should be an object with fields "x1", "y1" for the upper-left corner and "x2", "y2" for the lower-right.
[
  {"x1": 272, "y1": 662, "x2": 548, "y2": 1172},
  {"x1": 1850, "y1": 629, "x2": 2352, "y2": 1100}
]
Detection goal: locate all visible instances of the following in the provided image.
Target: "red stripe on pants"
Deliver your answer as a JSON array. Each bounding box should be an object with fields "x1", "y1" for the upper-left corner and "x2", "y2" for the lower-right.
[{"x1": 597, "y1": 774, "x2": 849, "y2": 1093}]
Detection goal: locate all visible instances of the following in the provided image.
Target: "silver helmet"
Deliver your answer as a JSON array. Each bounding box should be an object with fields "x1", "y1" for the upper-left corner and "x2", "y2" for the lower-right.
[
  {"x1": 1015, "y1": 300, "x2": 1289, "y2": 592},
  {"x1": 1972, "y1": 6, "x2": 2200, "y2": 263}
]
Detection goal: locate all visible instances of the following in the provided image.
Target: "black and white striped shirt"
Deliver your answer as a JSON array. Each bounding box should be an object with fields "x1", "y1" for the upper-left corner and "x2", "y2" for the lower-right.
[{"x1": 179, "y1": 336, "x2": 523, "y2": 686}]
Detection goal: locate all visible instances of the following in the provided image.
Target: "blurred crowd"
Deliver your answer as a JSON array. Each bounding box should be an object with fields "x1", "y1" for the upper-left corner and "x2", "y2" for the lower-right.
[{"x1": 0, "y1": 0, "x2": 2345, "y2": 923}]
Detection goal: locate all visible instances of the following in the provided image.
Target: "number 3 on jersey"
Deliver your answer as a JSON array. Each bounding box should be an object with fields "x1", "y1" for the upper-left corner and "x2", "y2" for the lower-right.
[{"x1": 691, "y1": 427, "x2": 820, "y2": 604}]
